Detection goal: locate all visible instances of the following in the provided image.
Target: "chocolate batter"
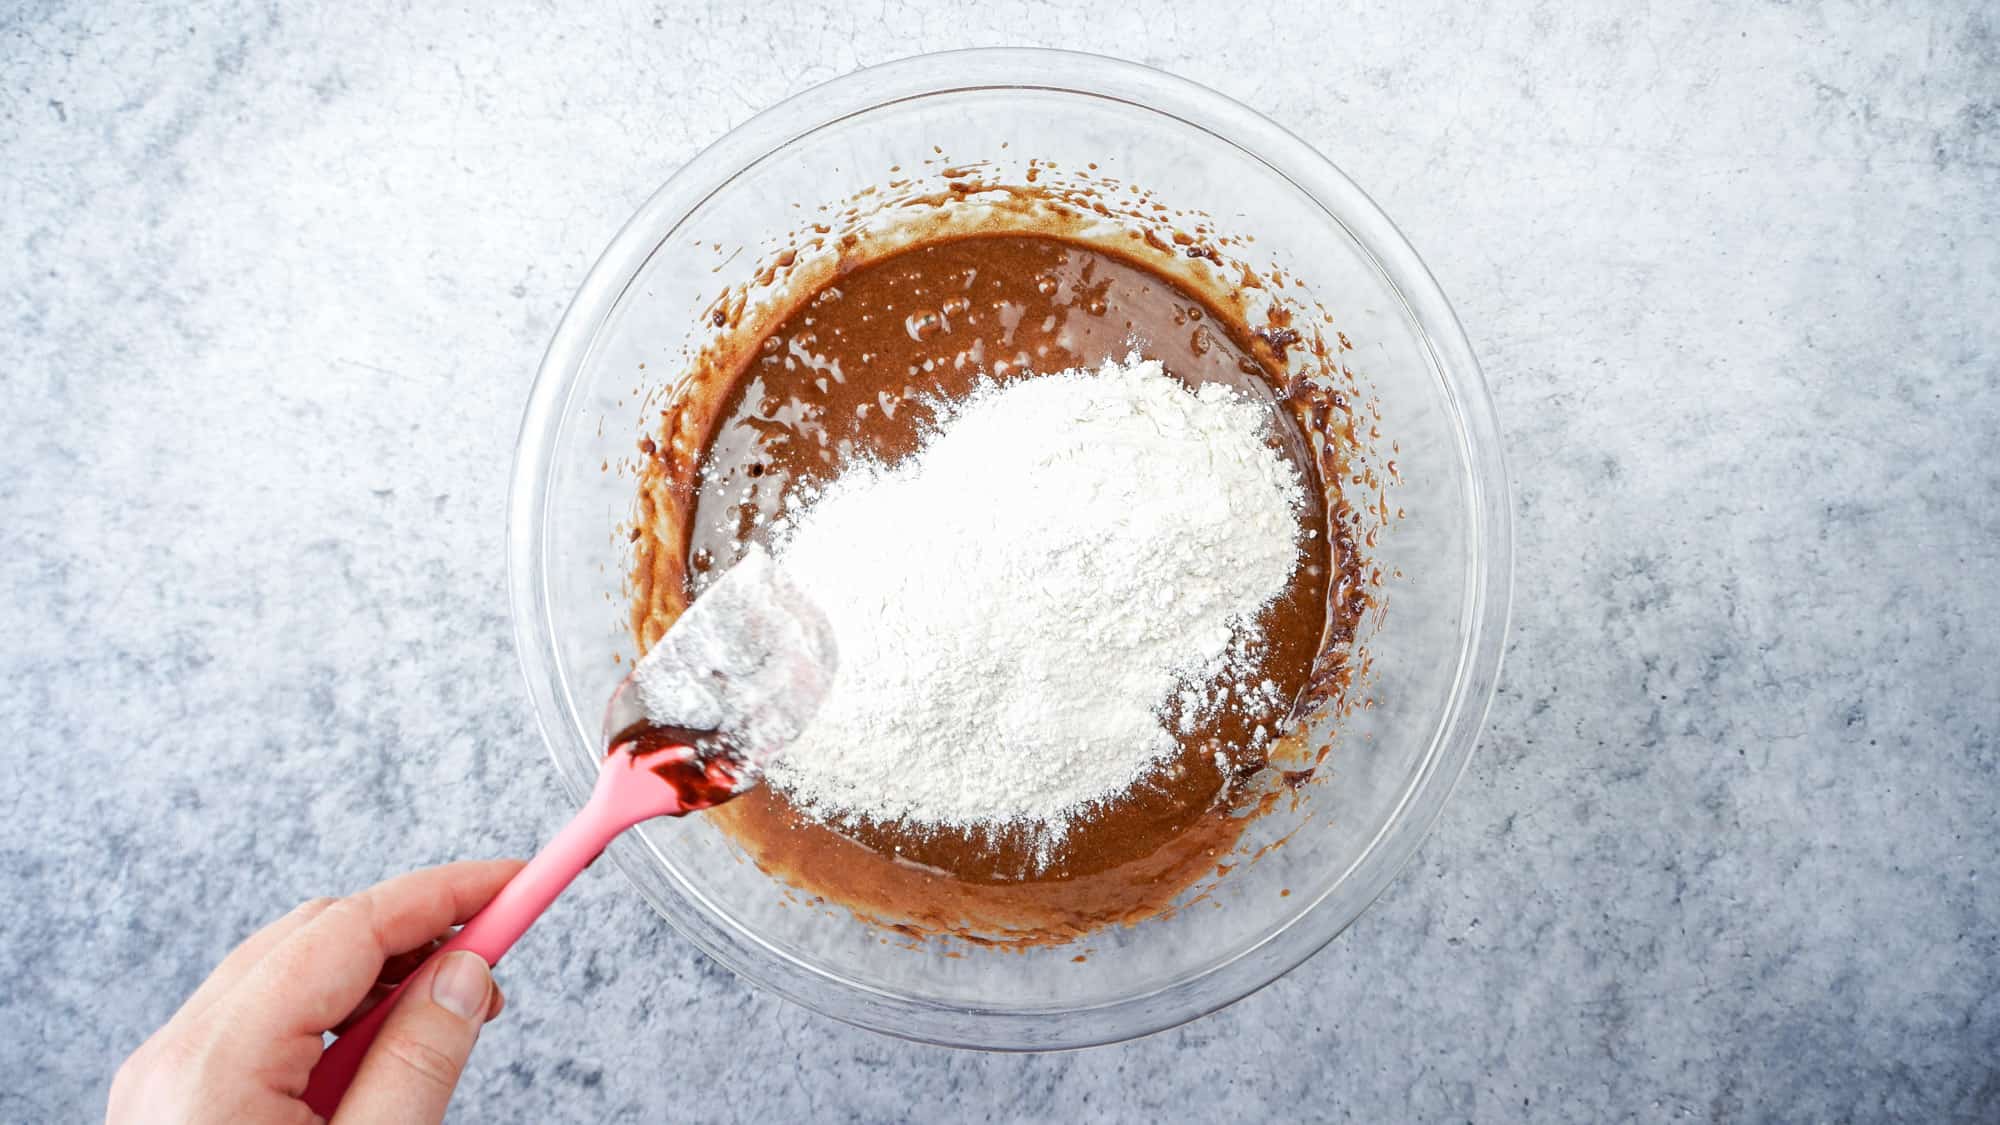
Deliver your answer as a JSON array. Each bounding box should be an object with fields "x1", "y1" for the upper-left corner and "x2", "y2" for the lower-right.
[{"x1": 671, "y1": 234, "x2": 1343, "y2": 942}]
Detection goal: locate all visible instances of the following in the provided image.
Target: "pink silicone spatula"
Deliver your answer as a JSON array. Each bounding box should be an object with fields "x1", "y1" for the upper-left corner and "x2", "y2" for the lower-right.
[{"x1": 301, "y1": 547, "x2": 834, "y2": 1117}]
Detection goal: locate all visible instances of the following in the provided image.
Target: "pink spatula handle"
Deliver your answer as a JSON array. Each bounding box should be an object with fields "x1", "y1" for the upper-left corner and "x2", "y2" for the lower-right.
[{"x1": 301, "y1": 748, "x2": 694, "y2": 1118}]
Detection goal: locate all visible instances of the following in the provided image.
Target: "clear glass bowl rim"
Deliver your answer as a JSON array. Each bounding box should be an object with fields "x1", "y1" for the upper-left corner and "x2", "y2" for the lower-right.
[{"x1": 507, "y1": 46, "x2": 1513, "y2": 1050}]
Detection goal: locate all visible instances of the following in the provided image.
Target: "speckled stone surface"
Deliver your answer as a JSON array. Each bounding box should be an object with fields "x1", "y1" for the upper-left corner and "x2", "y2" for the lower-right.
[{"x1": 4, "y1": 2, "x2": 1997, "y2": 1121}]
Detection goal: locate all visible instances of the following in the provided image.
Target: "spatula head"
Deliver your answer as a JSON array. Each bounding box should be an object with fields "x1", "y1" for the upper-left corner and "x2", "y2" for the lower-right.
[{"x1": 624, "y1": 545, "x2": 836, "y2": 766}]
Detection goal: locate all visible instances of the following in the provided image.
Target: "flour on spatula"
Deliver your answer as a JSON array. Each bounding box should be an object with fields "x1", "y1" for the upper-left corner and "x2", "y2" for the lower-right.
[
  {"x1": 753, "y1": 356, "x2": 1305, "y2": 849},
  {"x1": 632, "y1": 545, "x2": 837, "y2": 766}
]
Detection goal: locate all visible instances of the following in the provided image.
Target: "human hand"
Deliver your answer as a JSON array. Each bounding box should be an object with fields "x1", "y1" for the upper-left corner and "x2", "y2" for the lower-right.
[{"x1": 110, "y1": 859, "x2": 525, "y2": 1124}]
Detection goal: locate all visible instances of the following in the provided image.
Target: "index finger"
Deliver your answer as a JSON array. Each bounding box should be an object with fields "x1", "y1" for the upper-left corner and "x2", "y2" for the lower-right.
[
  {"x1": 166, "y1": 895, "x2": 341, "y2": 1032},
  {"x1": 210, "y1": 859, "x2": 524, "y2": 1050}
]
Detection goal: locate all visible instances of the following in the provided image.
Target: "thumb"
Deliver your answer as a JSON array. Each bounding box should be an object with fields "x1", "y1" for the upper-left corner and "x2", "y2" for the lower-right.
[{"x1": 330, "y1": 951, "x2": 494, "y2": 1124}]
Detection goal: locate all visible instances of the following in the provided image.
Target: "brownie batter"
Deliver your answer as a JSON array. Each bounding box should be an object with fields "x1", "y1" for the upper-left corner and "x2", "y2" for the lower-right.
[{"x1": 676, "y1": 234, "x2": 1341, "y2": 941}]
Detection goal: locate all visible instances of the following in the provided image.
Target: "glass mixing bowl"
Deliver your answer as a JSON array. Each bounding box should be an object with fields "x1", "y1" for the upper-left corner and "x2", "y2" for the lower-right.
[{"x1": 508, "y1": 48, "x2": 1510, "y2": 1049}]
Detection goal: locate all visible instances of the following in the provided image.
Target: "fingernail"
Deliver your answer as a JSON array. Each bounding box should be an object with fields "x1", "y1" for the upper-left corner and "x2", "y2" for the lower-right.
[{"x1": 430, "y1": 951, "x2": 491, "y2": 1022}]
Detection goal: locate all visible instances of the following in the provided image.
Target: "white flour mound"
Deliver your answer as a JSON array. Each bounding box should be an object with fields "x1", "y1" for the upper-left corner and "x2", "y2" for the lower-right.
[{"x1": 762, "y1": 356, "x2": 1305, "y2": 845}]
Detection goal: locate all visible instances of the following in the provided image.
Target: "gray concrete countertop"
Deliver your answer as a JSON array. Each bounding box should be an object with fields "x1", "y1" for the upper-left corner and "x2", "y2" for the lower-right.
[{"x1": 5, "y1": 2, "x2": 1995, "y2": 1120}]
